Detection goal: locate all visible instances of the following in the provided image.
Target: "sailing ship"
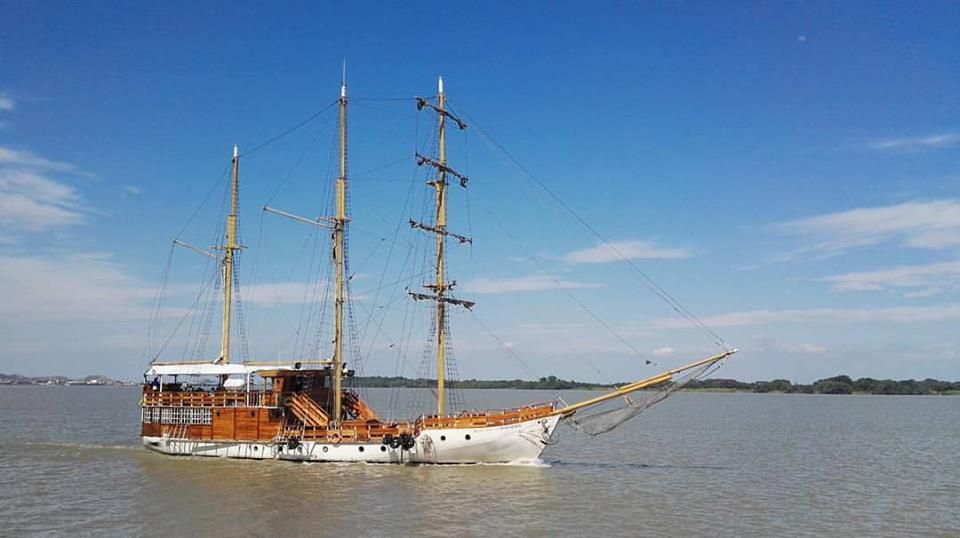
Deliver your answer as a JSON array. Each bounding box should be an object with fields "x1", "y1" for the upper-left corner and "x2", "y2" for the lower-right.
[{"x1": 140, "y1": 77, "x2": 736, "y2": 463}]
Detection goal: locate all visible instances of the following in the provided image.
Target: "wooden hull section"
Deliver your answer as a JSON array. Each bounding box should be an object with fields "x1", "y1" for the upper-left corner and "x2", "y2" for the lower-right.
[{"x1": 142, "y1": 414, "x2": 559, "y2": 464}]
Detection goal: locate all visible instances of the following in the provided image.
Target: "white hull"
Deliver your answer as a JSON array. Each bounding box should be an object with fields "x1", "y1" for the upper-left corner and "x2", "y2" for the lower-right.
[{"x1": 143, "y1": 415, "x2": 560, "y2": 464}]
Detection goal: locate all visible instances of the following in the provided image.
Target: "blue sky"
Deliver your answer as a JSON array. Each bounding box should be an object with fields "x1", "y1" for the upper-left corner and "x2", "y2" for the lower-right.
[{"x1": 1, "y1": 1, "x2": 958, "y2": 382}]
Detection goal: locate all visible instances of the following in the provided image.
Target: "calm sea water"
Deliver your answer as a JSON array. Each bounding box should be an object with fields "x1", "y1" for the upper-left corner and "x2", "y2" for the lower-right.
[{"x1": 1, "y1": 386, "x2": 957, "y2": 537}]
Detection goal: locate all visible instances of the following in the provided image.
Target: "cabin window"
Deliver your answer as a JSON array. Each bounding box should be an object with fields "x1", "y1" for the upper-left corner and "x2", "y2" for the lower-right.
[
  {"x1": 358, "y1": 446, "x2": 365, "y2": 453},
  {"x1": 142, "y1": 407, "x2": 212, "y2": 425},
  {"x1": 380, "y1": 446, "x2": 387, "y2": 452},
  {"x1": 440, "y1": 435, "x2": 446, "y2": 441},
  {"x1": 465, "y1": 434, "x2": 471, "y2": 441}
]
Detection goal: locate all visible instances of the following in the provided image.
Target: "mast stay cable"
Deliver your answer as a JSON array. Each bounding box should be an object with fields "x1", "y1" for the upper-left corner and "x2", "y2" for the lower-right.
[
  {"x1": 449, "y1": 101, "x2": 730, "y2": 350},
  {"x1": 239, "y1": 99, "x2": 338, "y2": 158}
]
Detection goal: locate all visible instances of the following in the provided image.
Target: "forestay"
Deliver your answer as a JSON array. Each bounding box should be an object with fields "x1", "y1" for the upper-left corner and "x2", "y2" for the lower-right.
[{"x1": 565, "y1": 358, "x2": 723, "y2": 436}]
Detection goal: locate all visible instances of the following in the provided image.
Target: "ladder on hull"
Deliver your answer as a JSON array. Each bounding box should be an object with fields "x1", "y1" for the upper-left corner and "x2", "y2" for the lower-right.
[{"x1": 162, "y1": 422, "x2": 189, "y2": 440}]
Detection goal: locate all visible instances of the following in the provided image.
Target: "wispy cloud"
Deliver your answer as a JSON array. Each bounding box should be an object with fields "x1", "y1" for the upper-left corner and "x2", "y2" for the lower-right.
[
  {"x1": 0, "y1": 253, "x2": 163, "y2": 321},
  {"x1": 123, "y1": 185, "x2": 143, "y2": 196},
  {"x1": 0, "y1": 93, "x2": 13, "y2": 112},
  {"x1": 820, "y1": 260, "x2": 960, "y2": 296},
  {"x1": 0, "y1": 143, "x2": 90, "y2": 236},
  {"x1": 563, "y1": 239, "x2": 692, "y2": 264},
  {"x1": 652, "y1": 346, "x2": 674, "y2": 356},
  {"x1": 0, "y1": 146, "x2": 76, "y2": 172},
  {"x1": 773, "y1": 199, "x2": 960, "y2": 259},
  {"x1": 654, "y1": 305, "x2": 960, "y2": 328},
  {"x1": 866, "y1": 132, "x2": 960, "y2": 152},
  {"x1": 463, "y1": 274, "x2": 602, "y2": 294},
  {"x1": 0, "y1": 169, "x2": 85, "y2": 232}
]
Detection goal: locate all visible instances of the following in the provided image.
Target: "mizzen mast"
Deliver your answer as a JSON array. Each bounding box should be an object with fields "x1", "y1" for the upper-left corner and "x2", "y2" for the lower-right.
[
  {"x1": 219, "y1": 145, "x2": 241, "y2": 364},
  {"x1": 410, "y1": 76, "x2": 474, "y2": 417}
]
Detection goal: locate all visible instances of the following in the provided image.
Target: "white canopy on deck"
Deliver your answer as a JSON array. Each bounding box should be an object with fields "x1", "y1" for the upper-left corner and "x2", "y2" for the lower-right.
[{"x1": 145, "y1": 362, "x2": 312, "y2": 377}]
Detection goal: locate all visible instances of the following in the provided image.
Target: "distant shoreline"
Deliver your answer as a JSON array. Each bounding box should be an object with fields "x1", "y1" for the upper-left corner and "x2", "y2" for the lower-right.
[
  {"x1": 0, "y1": 373, "x2": 135, "y2": 387},
  {"x1": 356, "y1": 375, "x2": 960, "y2": 396},
  {"x1": 2, "y1": 373, "x2": 957, "y2": 396}
]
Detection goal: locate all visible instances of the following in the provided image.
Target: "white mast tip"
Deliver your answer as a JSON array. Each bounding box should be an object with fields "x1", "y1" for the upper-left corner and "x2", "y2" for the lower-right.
[
  {"x1": 438, "y1": 76, "x2": 444, "y2": 94},
  {"x1": 233, "y1": 145, "x2": 238, "y2": 158}
]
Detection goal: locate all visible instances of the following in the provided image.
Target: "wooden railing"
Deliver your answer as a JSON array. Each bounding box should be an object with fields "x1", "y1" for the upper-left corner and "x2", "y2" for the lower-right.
[
  {"x1": 417, "y1": 401, "x2": 558, "y2": 429},
  {"x1": 141, "y1": 387, "x2": 278, "y2": 408}
]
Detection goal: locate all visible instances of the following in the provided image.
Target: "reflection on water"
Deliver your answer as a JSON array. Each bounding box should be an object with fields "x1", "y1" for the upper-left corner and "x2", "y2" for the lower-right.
[{"x1": 1, "y1": 386, "x2": 958, "y2": 536}]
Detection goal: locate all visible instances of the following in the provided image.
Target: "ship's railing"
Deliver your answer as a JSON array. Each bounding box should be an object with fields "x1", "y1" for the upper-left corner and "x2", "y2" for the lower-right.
[
  {"x1": 141, "y1": 386, "x2": 278, "y2": 408},
  {"x1": 415, "y1": 400, "x2": 559, "y2": 429}
]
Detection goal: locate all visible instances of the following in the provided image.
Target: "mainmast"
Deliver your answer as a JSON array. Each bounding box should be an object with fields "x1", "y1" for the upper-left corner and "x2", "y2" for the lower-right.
[
  {"x1": 332, "y1": 79, "x2": 348, "y2": 425},
  {"x1": 411, "y1": 77, "x2": 474, "y2": 417},
  {"x1": 260, "y1": 78, "x2": 351, "y2": 422},
  {"x1": 219, "y1": 145, "x2": 240, "y2": 364}
]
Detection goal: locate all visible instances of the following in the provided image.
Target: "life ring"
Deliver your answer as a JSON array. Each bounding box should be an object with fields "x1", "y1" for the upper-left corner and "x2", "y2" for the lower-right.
[{"x1": 328, "y1": 432, "x2": 342, "y2": 444}]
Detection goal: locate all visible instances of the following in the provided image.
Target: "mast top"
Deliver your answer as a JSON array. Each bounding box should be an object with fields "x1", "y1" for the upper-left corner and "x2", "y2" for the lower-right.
[
  {"x1": 233, "y1": 144, "x2": 238, "y2": 158},
  {"x1": 438, "y1": 75, "x2": 444, "y2": 94},
  {"x1": 341, "y1": 59, "x2": 347, "y2": 97}
]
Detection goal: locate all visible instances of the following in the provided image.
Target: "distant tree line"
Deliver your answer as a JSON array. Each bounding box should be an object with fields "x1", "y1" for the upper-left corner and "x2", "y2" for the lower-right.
[
  {"x1": 354, "y1": 375, "x2": 611, "y2": 390},
  {"x1": 685, "y1": 375, "x2": 960, "y2": 395},
  {"x1": 353, "y1": 374, "x2": 960, "y2": 395}
]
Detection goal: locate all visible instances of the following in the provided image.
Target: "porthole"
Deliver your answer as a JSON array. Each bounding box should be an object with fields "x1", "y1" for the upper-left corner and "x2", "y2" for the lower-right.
[
  {"x1": 323, "y1": 446, "x2": 329, "y2": 453},
  {"x1": 440, "y1": 435, "x2": 446, "y2": 441},
  {"x1": 359, "y1": 446, "x2": 365, "y2": 453},
  {"x1": 465, "y1": 434, "x2": 471, "y2": 441},
  {"x1": 380, "y1": 446, "x2": 387, "y2": 452},
  {"x1": 253, "y1": 446, "x2": 259, "y2": 452}
]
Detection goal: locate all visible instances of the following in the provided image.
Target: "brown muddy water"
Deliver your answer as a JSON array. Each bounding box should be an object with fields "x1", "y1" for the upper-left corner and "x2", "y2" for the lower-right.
[{"x1": 1, "y1": 386, "x2": 957, "y2": 537}]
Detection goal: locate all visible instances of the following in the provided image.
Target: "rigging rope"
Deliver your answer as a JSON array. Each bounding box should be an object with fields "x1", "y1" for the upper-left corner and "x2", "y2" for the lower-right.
[
  {"x1": 351, "y1": 96, "x2": 420, "y2": 102},
  {"x1": 262, "y1": 120, "x2": 335, "y2": 208},
  {"x1": 567, "y1": 360, "x2": 724, "y2": 436},
  {"x1": 482, "y1": 207, "x2": 656, "y2": 378},
  {"x1": 448, "y1": 101, "x2": 730, "y2": 350},
  {"x1": 174, "y1": 163, "x2": 230, "y2": 240},
  {"x1": 239, "y1": 100, "x2": 338, "y2": 158},
  {"x1": 145, "y1": 241, "x2": 176, "y2": 362},
  {"x1": 150, "y1": 265, "x2": 218, "y2": 363},
  {"x1": 152, "y1": 99, "x2": 340, "y2": 366},
  {"x1": 468, "y1": 311, "x2": 539, "y2": 379}
]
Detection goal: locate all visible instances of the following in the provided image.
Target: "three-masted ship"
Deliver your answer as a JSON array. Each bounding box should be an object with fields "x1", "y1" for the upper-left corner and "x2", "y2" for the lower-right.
[{"x1": 140, "y1": 77, "x2": 735, "y2": 463}]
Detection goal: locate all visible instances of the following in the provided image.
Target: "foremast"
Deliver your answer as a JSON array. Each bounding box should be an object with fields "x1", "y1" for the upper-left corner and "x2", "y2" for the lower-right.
[
  {"x1": 411, "y1": 77, "x2": 474, "y2": 417},
  {"x1": 219, "y1": 145, "x2": 241, "y2": 363}
]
